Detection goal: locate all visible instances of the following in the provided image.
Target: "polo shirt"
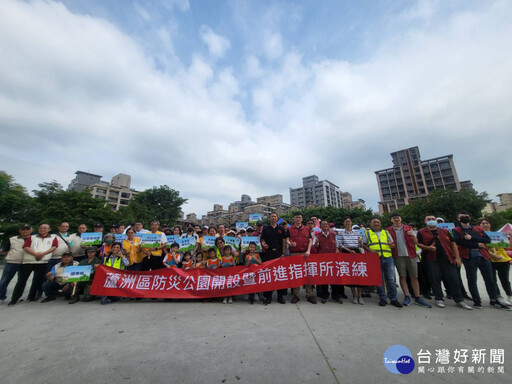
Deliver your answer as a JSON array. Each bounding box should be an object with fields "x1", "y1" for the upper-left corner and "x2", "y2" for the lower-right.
[
  {"x1": 261, "y1": 224, "x2": 285, "y2": 251},
  {"x1": 316, "y1": 231, "x2": 337, "y2": 253}
]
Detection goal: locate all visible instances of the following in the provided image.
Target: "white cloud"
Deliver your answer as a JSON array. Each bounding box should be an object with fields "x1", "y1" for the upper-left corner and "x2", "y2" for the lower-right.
[
  {"x1": 0, "y1": 0, "x2": 511, "y2": 219},
  {"x1": 199, "y1": 25, "x2": 231, "y2": 59},
  {"x1": 263, "y1": 31, "x2": 283, "y2": 60}
]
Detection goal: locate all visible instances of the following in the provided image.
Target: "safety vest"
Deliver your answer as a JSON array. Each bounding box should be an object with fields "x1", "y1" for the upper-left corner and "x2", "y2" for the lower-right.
[
  {"x1": 103, "y1": 255, "x2": 126, "y2": 270},
  {"x1": 365, "y1": 230, "x2": 392, "y2": 258}
]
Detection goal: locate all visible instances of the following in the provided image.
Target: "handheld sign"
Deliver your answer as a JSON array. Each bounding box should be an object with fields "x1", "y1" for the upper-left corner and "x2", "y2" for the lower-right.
[
  {"x1": 80, "y1": 232, "x2": 102, "y2": 246},
  {"x1": 62, "y1": 265, "x2": 92, "y2": 283},
  {"x1": 224, "y1": 236, "x2": 241, "y2": 250},
  {"x1": 248, "y1": 214, "x2": 262, "y2": 227},
  {"x1": 139, "y1": 233, "x2": 162, "y2": 248},
  {"x1": 165, "y1": 235, "x2": 180, "y2": 248},
  {"x1": 485, "y1": 231, "x2": 509, "y2": 248},
  {"x1": 240, "y1": 236, "x2": 262, "y2": 253},
  {"x1": 201, "y1": 236, "x2": 217, "y2": 250},
  {"x1": 437, "y1": 223, "x2": 455, "y2": 230},
  {"x1": 114, "y1": 234, "x2": 127, "y2": 242},
  {"x1": 236, "y1": 222, "x2": 249, "y2": 230},
  {"x1": 177, "y1": 237, "x2": 196, "y2": 252}
]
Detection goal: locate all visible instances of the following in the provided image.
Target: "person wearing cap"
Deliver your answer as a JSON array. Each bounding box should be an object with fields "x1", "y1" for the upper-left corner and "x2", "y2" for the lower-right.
[
  {"x1": 436, "y1": 218, "x2": 445, "y2": 224},
  {"x1": 287, "y1": 212, "x2": 316, "y2": 304},
  {"x1": 69, "y1": 246, "x2": 102, "y2": 304},
  {"x1": 252, "y1": 222, "x2": 264, "y2": 237},
  {"x1": 41, "y1": 251, "x2": 79, "y2": 303},
  {"x1": 0, "y1": 224, "x2": 33, "y2": 303},
  {"x1": 93, "y1": 223, "x2": 104, "y2": 233},
  {"x1": 9, "y1": 224, "x2": 58, "y2": 306},
  {"x1": 387, "y1": 212, "x2": 431, "y2": 308},
  {"x1": 417, "y1": 214, "x2": 472, "y2": 310}
]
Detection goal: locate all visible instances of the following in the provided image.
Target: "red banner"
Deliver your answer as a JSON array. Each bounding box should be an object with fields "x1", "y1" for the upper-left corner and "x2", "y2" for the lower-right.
[{"x1": 90, "y1": 253, "x2": 382, "y2": 299}]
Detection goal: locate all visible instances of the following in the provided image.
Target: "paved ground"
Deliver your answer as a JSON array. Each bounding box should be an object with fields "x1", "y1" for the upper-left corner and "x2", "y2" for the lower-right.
[{"x1": 0, "y1": 270, "x2": 510, "y2": 384}]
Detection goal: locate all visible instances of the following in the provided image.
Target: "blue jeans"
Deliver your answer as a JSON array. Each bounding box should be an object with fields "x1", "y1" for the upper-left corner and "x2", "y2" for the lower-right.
[
  {"x1": 0, "y1": 263, "x2": 20, "y2": 300},
  {"x1": 376, "y1": 257, "x2": 397, "y2": 301},
  {"x1": 462, "y1": 256, "x2": 497, "y2": 303}
]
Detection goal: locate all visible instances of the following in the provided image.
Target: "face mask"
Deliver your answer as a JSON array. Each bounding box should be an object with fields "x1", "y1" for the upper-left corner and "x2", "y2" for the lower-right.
[
  {"x1": 104, "y1": 238, "x2": 114, "y2": 244},
  {"x1": 427, "y1": 220, "x2": 437, "y2": 228},
  {"x1": 459, "y1": 217, "x2": 470, "y2": 224}
]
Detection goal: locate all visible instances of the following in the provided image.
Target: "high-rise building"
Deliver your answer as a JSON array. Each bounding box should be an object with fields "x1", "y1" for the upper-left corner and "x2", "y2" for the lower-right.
[
  {"x1": 375, "y1": 146, "x2": 471, "y2": 213},
  {"x1": 290, "y1": 175, "x2": 342, "y2": 208},
  {"x1": 67, "y1": 171, "x2": 102, "y2": 192}
]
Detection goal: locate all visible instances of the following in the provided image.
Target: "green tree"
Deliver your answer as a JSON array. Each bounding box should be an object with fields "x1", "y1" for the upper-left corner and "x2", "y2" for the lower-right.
[
  {"x1": 396, "y1": 189, "x2": 488, "y2": 227},
  {"x1": 484, "y1": 209, "x2": 512, "y2": 230},
  {"x1": 122, "y1": 185, "x2": 187, "y2": 227},
  {"x1": 0, "y1": 171, "x2": 34, "y2": 247}
]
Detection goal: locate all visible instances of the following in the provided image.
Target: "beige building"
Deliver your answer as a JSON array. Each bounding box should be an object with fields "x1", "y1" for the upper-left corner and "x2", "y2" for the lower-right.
[
  {"x1": 89, "y1": 173, "x2": 139, "y2": 211},
  {"x1": 375, "y1": 147, "x2": 471, "y2": 213}
]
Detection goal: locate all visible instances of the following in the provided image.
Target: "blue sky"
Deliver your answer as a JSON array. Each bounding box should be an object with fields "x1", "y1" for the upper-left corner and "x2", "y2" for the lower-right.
[{"x1": 1, "y1": 0, "x2": 511, "y2": 218}]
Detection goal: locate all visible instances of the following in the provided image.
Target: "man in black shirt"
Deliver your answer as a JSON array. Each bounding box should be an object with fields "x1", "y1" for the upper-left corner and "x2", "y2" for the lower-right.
[{"x1": 260, "y1": 213, "x2": 287, "y2": 304}]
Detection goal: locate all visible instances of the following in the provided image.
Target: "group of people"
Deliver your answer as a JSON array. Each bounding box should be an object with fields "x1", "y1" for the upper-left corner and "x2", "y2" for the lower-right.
[{"x1": 1, "y1": 210, "x2": 511, "y2": 311}]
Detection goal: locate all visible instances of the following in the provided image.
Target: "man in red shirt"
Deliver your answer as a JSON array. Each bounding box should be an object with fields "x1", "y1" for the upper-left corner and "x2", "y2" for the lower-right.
[
  {"x1": 286, "y1": 212, "x2": 315, "y2": 304},
  {"x1": 315, "y1": 220, "x2": 341, "y2": 303}
]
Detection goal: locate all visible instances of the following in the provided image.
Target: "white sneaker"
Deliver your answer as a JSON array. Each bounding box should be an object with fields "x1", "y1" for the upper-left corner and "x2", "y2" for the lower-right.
[
  {"x1": 352, "y1": 297, "x2": 358, "y2": 304},
  {"x1": 508, "y1": 296, "x2": 512, "y2": 304},
  {"x1": 457, "y1": 301, "x2": 472, "y2": 310},
  {"x1": 498, "y1": 298, "x2": 511, "y2": 305},
  {"x1": 358, "y1": 298, "x2": 365, "y2": 305},
  {"x1": 228, "y1": 297, "x2": 233, "y2": 304},
  {"x1": 435, "y1": 300, "x2": 445, "y2": 308},
  {"x1": 222, "y1": 297, "x2": 227, "y2": 304}
]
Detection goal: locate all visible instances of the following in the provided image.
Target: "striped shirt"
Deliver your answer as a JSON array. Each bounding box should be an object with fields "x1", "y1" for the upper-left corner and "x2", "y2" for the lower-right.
[{"x1": 337, "y1": 229, "x2": 361, "y2": 250}]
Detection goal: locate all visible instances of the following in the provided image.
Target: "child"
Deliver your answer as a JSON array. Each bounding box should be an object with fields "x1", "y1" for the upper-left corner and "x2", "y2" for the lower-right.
[
  {"x1": 206, "y1": 248, "x2": 220, "y2": 270},
  {"x1": 221, "y1": 245, "x2": 235, "y2": 304},
  {"x1": 163, "y1": 242, "x2": 180, "y2": 269},
  {"x1": 181, "y1": 251, "x2": 193, "y2": 270},
  {"x1": 245, "y1": 242, "x2": 262, "y2": 304},
  {"x1": 194, "y1": 253, "x2": 205, "y2": 268}
]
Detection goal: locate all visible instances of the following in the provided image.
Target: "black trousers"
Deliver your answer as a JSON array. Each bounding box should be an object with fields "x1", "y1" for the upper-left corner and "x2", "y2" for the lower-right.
[
  {"x1": 427, "y1": 259, "x2": 463, "y2": 303},
  {"x1": 262, "y1": 249, "x2": 287, "y2": 300},
  {"x1": 11, "y1": 264, "x2": 46, "y2": 302},
  {"x1": 142, "y1": 255, "x2": 164, "y2": 271},
  {"x1": 317, "y1": 285, "x2": 342, "y2": 300},
  {"x1": 492, "y1": 262, "x2": 512, "y2": 297}
]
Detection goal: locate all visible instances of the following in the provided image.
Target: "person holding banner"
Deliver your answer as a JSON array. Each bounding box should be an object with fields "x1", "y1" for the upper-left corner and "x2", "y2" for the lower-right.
[
  {"x1": 41, "y1": 251, "x2": 79, "y2": 303},
  {"x1": 479, "y1": 219, "x2": 512, "y2": 304},
  {"x1": 315, "y1": 220, "x2": 341, "y2": 304},
  {"x1": 142, "y1": 221, "x2": 167, "y2": 271},
  {"x1": 163, "y1": 243, "x2": 181, "y2": 268},
  {"x1": 101, "y1": 242, "x2": 129, "y2": 305},
  {"x1": 363, "y1": 218, "x2": 402, "y2": 308},
  {"x1": 287, "y1": 212, "x2": 316, "y2": 304},
  {"x1": 261, "y1": 213, "x2": 287, "y2": 304},
  {"x1": 338, "y1": 217, "x2": 363, "y2": 303}
]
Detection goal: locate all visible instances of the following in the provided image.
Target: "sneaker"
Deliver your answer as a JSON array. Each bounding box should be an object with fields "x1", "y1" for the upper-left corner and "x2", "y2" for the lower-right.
[
  {"x1": 390, "y1": 300, "x2": 403, "y2": 308},
  {"x1": 307, "y1": 296, "x2": 318, "y2": 304},
  {"x1": 379, "y1": 299, "x2": 387, "y2": 306},
  {"x1": 320, "y1": 298, "x2": 327, "y2": 304},
  {"x1": 69, "y1": 296, "x2": 79, "y2": 305},
  {"x1": 403, "y1": 296, "x2": 411, "y2": 306},
  {"x1": 490, "y1": 301, "x2": 512, "y2": 311},
  {"x1": 508, "y1": 296, "x2": 512, "y2": 304},
  {"x1": 101, "y1": 297, "x2": 112, "y2": 305},
  {"x1": 463, "y1": 293, "x2": 473, "y2": 301},
  {"x1": 457, "y1": 301, "x2": 472, "y2": 310},
  {"x1": 228, "y1": 297, "x2": 233, "y2": 304},
  {"x1": 498, "y1": 298, "x2": 511, "y2": 305},
  {"x1": 473, "y1": 301, "x2": 483, "y2": 309},
  {"x1": 358, "y1": 298, "x2": 365, "y2": 305},
  {"x1": 415, "y1": 297, "x2": 431, "y2": 308},
  {"x1": 352, "y1": 297, "x2": 358, "y2": 304},
  {"x1": 41, "y1": 297, "x2": 56, "y2": 303},
  {"x1": 291, "y1": 295, "x2": 300, "y2": 304},
  {"x1": 277, "y1": 296, "x2": 286, "y2": 304},
  {"x1": 0, "y1": 299, "x2": 5, "y2": 304},
  {"x1": 7, "y1": 300, "x2": 17, "y2": 307},
  {"x1": 222, "y1": 297, "x2": 228, "y2": 304},
  {"x1": 435, "y1": 300, "x2": 445, "y2": 308}
]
